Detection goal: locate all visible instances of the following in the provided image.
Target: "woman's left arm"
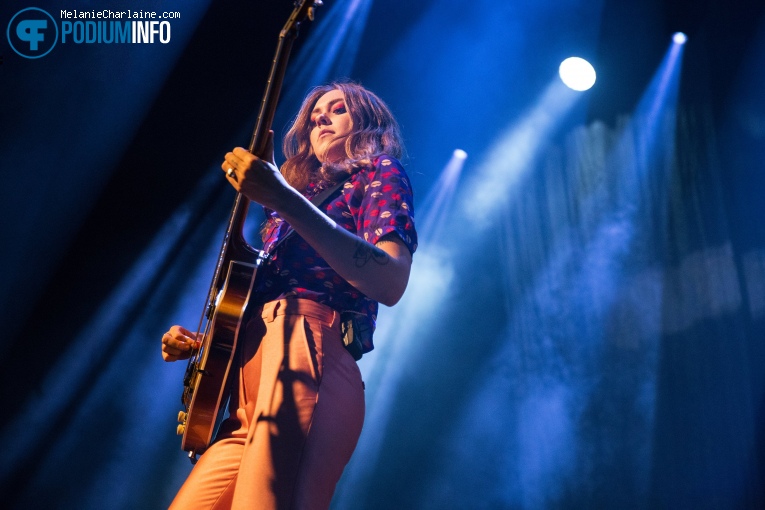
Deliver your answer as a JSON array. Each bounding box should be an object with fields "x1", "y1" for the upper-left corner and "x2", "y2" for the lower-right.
[
  {"x1": 269, "y1": 188, "x2": 412, "y2": 306},
  {"x1": 222, "y1": 142, "x2": 413, "y2": 306}
]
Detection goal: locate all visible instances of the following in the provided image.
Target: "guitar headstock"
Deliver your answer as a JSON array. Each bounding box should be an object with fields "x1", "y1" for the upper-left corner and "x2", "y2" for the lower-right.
[
  {"x1": 307, "y1": 0, "x2": 323, "y2": 21},
  {"x1": 282, "y1": 0, "x2": 323, "y2": 37}
]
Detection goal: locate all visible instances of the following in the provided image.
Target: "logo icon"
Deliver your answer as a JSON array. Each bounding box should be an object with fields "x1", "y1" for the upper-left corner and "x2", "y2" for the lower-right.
[{"x1": 7, "y1": 7, "x2": 58, "y2": 59}]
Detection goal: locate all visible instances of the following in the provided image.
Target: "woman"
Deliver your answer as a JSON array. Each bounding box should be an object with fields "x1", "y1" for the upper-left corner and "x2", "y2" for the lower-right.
[{"x1": 161, "y1": 82, "x2": 417, "y2": 509}]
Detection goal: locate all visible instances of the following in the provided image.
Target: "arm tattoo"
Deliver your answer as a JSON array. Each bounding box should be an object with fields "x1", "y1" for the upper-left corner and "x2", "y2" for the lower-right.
[{"x1": 353, "y1": 240, "x2": 390, "y2": 267}]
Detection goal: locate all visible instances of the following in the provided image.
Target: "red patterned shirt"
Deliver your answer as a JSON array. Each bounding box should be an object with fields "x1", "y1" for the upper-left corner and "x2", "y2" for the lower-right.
[{"x1": 256, "y1": 155, "x2": 417, "y2": 354}]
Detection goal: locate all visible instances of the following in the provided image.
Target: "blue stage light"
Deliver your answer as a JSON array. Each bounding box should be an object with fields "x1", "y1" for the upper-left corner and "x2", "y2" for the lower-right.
[
  {"x1": 558, "y1": 57, "x2": 597, "y2": 91},
  {"x1": 673, "y1": 32, "x2": 687, "y2": 45}
]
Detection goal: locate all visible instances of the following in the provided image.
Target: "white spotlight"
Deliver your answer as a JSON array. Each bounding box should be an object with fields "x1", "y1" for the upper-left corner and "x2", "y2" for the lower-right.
[
  {"x1": 558, "y1": 57, "x2": 596, "y2": 91},
  {"x1": 673, "y1": 32, "x2": 687, "y2": 45},
  {"x1": 453, "y1": 149, "x2": 468, "y2": 160}
]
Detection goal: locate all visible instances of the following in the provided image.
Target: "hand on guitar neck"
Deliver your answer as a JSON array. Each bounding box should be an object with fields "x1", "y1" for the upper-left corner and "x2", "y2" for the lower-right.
[
  {"x1": 221, "y1": 130, "x2": 291, "y2": 212},
  {"x1": 161, "y1": 325, "x2": 202, "y2": 362}
]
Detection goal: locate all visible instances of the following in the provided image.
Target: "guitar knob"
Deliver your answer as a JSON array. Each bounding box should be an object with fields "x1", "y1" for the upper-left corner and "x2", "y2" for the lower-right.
[
  {"x1": 177, "y1": 424, "x2": 185, "y2": 436},
  {"x1": 178, "y1": 411, "x2": 187, "y2": 423}
]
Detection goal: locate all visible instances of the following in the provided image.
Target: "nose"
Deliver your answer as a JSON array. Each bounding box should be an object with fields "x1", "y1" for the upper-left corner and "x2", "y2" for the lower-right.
[{"x1": 314, "y1": 112, "x2": 330, "y2": 127}]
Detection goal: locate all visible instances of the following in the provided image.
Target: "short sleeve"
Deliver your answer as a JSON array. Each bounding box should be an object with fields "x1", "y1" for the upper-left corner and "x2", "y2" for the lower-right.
[{"x1": 349, "y1": 156, "x2": 417, "y2": 255}]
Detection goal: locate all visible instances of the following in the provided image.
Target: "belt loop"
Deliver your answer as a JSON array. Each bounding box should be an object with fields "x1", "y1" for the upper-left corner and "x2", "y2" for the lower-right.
[{"x1": 261, "y1": 299, "x2": 281, "y2": 323}]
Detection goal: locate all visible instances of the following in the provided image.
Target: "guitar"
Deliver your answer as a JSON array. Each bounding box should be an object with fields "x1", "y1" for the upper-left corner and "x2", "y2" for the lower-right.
[{"x1": 176, "y1": 0, "x2": 322, "y2": 463}]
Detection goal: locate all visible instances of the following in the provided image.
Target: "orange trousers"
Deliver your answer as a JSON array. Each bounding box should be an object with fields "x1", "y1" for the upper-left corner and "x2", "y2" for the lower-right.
[{"x1": 170, "y1": 299, "x2": 365, "y2": 509}]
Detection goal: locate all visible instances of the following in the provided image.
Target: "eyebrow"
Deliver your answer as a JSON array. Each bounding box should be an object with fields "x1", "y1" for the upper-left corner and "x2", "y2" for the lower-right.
[{"x1": 311, "y1": 98, "x2": 345, "y2": 115}]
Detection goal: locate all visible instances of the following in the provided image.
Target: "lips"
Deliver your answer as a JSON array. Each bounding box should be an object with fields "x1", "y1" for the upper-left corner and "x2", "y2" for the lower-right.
[{"x1": 318, "y1": 129, "x2": 334, "y2": 138}]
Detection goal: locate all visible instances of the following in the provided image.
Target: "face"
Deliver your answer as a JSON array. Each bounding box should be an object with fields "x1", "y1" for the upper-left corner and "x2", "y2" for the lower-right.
[{"x1": 309, "y1": 89, "x2": 353, "y2": 163}]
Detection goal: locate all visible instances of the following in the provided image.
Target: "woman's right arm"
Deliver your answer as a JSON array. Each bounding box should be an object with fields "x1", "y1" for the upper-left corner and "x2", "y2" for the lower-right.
[{"x1": 161, "y1": 325, "x2": 200, "y2": 362}]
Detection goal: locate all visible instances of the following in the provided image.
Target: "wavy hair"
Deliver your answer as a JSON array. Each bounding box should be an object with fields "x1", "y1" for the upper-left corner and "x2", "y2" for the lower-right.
[{"x1": 281, "y1": 81, "x2": 405, "y2": 191}]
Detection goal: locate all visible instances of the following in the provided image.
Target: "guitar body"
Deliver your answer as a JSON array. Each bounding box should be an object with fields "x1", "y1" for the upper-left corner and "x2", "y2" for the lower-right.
[{"x1": 179, "y1": 259, "x2": 261, "y2": 459}]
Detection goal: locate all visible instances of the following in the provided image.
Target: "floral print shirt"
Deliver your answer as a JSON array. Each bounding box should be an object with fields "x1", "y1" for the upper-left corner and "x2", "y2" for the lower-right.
[{"x1": 255, "y1": 155, "x2": 417, "y2": 354}]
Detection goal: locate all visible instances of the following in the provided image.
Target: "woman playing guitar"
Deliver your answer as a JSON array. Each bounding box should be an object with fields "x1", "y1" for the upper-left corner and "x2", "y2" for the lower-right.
[{"x1": 161, "y1": 81, "x2": 417, "y2": 509}]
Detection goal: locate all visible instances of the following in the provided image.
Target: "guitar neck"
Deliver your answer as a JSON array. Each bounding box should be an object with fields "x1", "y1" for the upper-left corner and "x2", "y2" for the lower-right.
[
  {"x1": 225, "y1": 36, "x2": 296, "y2": 256},
  {"x1": 222, "y1": 1, "x2": 317, "y2": 262},
  {"x1": 250, "y1": 1, "x2": 315, "y2": 155},
  {"x1": 249, "y1": 37, "x2": 295, "y2": 157}
]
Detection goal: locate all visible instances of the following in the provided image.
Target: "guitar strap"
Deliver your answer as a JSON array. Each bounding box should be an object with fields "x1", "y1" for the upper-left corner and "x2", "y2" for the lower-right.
[{"x1": 263, "y1": 174, "x2": 353, "y2": 257}]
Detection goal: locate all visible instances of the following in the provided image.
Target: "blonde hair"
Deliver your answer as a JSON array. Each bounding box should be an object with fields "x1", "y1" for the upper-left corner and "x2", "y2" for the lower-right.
[{"x1": 281, "y1": 81, "x2": 405, "y2": 191}]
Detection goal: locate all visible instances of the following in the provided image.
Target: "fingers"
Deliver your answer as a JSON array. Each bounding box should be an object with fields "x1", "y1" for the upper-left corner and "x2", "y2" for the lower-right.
[
  {"x1": 233, "y1": 146, "x2": 255, "y2": 160},
  {"x1": 219, "y1": 139, "x2": 284, "y2": 209},
  {"x1": 246, "y1": 130, "x2": 275, "y2": 161},
  {"x1": 221, "y1": 147, "x2": 262, "y2": 182},
  {"x1": 161, "y1": 325, "x2": 201, "y2": 362},
  {"x1": 221, "y1": 149, "x2": 242, "y2": 182}
]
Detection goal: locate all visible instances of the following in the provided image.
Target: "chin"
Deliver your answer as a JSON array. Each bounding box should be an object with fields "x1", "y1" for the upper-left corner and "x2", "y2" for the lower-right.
[{"x1": 318, "y1": 147, "x2": 348, "y2": 165}]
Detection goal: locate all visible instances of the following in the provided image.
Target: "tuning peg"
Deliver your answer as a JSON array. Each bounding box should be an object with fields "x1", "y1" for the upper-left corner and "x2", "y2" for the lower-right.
[
  {"x1": 308, "y1": 0, "x2": 323, "y2": 21},
  {"x1": 176, "y1": 424, "x2": 185, "y2": 436},
  {"x1": 177, "y1": 410, "x2": 187, "y2": 423}
]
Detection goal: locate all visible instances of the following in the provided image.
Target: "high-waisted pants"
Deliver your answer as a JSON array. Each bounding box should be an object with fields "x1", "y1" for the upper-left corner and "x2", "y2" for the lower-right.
[{"x1": 170, "y1": 298, "x2": 365, "y2": 509}]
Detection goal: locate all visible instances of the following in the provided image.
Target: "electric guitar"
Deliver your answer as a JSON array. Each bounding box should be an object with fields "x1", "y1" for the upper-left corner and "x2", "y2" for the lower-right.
[{"x1": 176, "y1": 0, "x2": 321, "y2": 463}]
